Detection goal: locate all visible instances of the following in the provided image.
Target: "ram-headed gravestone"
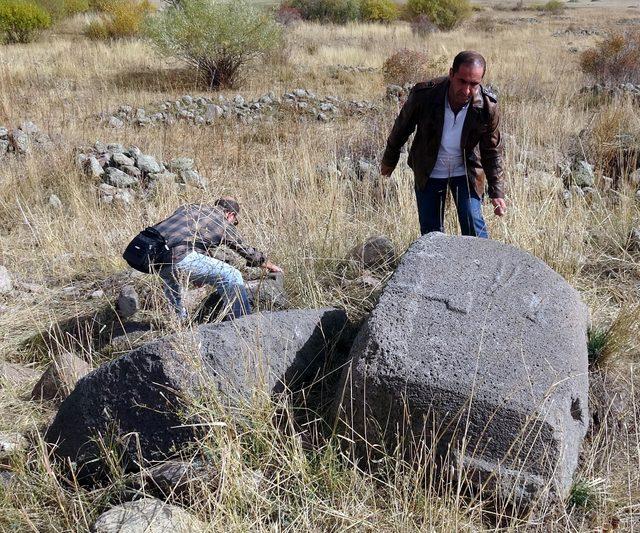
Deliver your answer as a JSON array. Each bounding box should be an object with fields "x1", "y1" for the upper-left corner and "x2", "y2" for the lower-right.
[{"x1": 336, "y1": 233, "x2": 589, "y2": 507}]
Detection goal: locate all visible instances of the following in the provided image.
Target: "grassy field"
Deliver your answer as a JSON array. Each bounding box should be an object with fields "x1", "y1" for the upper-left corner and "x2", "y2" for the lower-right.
[{"x1": 1, "y1": 1, "x2": 639, "y2": 531}]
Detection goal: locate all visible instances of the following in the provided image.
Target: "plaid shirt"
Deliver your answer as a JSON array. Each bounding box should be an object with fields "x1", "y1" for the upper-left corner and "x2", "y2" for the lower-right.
[{"x1": 152, "y1": 204, "x2": 266, "y2": 266}]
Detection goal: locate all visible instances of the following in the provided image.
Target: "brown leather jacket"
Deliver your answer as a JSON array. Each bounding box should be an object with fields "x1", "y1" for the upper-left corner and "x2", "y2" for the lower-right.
[{"x1": 382, "y1": 76, "x2": 505, "y2": 199}]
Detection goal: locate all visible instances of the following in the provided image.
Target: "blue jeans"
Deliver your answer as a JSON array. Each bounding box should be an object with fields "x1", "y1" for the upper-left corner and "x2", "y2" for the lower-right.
[
  {"x1": 160, "y1": 251, "x2": 251, "y2": 320},
  {"x1": 415, "y1": 175, "x2": 488, "y2": 238}
]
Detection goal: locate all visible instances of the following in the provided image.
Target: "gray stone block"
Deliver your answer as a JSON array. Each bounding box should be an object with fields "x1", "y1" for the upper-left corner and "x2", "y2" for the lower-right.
[
  {"x1": 31, "y1": 351, "x2": 92, "y2": 402},
  {"x1": 105, "y1": 167, "x2": 139, "y2": 188},
  {"x1": 91, "y1": 498, "x2": 203, "y2": 533},
  {"x1": 117, "y1": 285, "x2": 140, "y2": 318},
  {"x1": 137, "y1": 154, "x2": 162, "y2": 174},
  {"x1": 45, "y1": 308, "x2": 350, "y2": 480},
  {"x1": 0, "y1": 266, "x2": 12, "y2": 294},
  {"x1": 336, "y1": 233, "x2": 589, "y2": 507}
]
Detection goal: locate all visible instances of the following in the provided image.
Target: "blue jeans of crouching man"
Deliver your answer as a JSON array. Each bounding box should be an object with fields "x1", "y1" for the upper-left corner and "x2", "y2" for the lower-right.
[
  {"x1": 160, "y1": 251, "x2": 251, "y2": 320},
  {"x1": 415, "y1": 175, "x2": 489, "y2": 238}
]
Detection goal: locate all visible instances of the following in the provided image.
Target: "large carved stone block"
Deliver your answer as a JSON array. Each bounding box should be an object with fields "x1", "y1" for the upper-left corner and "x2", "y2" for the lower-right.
[{"x1": 337, "y1": 233, "x2": 589, "y2": 507}]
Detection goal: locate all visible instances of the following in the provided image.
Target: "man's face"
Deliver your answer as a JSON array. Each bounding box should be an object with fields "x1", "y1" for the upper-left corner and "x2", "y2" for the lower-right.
[
  {"x1": 225, "y1": 211, "x2": 239, "y2": 226},
  {"x1": 448, "y1": 63, "x2": 484, "y2": 109}
]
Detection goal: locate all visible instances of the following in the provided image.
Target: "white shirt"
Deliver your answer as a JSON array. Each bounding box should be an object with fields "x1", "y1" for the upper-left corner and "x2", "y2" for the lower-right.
[{"x1": 430, "y1": 96, "x2": 469, "y2": 179}]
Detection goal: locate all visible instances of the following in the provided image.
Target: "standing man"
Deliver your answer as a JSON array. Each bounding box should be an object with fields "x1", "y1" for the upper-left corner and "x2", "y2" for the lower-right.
[
  {"x1": 151, "y1": 197, "x2": 282, "y2": 321},
  {"x1": 381, "y1": 50, "x2": 506, "y2": 238}
]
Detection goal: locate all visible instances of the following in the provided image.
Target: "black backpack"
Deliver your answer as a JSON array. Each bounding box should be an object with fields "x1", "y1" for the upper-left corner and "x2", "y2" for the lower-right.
[{"x1": 122, "y1": 227, "x2": 171, "y2": 274}]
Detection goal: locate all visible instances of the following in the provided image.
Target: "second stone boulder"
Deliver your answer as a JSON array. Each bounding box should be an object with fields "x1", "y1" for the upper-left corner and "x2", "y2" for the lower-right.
[{"x1": 46, "y1": 308, "x2": 350, "y2": 480}]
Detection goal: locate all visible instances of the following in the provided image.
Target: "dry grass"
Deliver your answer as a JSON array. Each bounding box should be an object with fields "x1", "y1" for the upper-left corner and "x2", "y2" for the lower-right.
[{"x1": 1, "y1": 2, "x2": 640, "y2": 531}]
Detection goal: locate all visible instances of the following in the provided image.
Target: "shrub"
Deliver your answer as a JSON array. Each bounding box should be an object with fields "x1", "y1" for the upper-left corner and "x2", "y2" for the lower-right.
[
  {"x1": 85, "y1": 0, "x2": 153, "y2": 40},
  {"x1": 275, "y1": 5, "x2": 303, "y2": 25},
  {"x1": 407, "y1": 0, "x2": 471, "y2": 30},
  {"x1": 37, "y1": 0, "x2": 88, "y2": 19},
  {"x1": 360, "y1": 0, "x2": 398, "y2": 22},
  {"x1": 410, "y1": 13, "x2": 437, "y2": 36},
  {"x1": 145, "y1": 0, "x2": 282, "y2": 89},
  {"x1": 580, "y1": 30, "x2": 640, "y2": 85},
  {"x1": 382, "y1": 48, "x2": 430, "y2": 86},
  {"x1": 35, "y1": 0, "x2": 65, "y2": 19},
  {"x1": 475, "y1": 13, "x2": 499, "y2": 32},
  {"x1": 0, "y1": 0, "x2": 51, "y2": 43},
  {"x1": 282, "y1": 0, "x2": 361, "y2": 23},
  {"x1": 64, "y1": 0, "x2": 89, "y2": 14},
  {"x1": 586, "y1": 105, "x2": 639, "y2": 179},
  {"x1": 538, "y1": 0, "x2": 564, "y2": 13}
]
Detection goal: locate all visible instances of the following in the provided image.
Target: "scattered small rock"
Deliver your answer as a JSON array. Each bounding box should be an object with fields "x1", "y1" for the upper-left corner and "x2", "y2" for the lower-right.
[
  {"x1": 108, "y1": 116, "x2": 124, "y2": 129},
  {"x1": 31, "y1": 352, "x2": 92, "y2": 402},
  {"x1": 168, "y1": 157, "x2": 194, "y2": 172},
  {"x1": 628, "y1": 227, "x2": 640, "y2": 252},
  {"x1": 112, "y1": 152, "x2": 135, "y2": 167},
  {"x1": 144, "y1": 459, "x2": 218, "y2": 501},
  {"x1": 136, "y1": 154, "x2": 162, "y2": 174},
  {"x1": 105, "y1": 167, "x2": 139, "y2": 188},
  {"x1": 0, "y1": 432, "x2": 28, "y2": 460},
  {"x1": 48, "y1": 194, "x2": 63, "y2": 210},
  {"x1": 347, "y1": 236, "x2": 396, "y2": 271},
  {"x1": 91, "y1": 498, "x2": 204, "y2": 533},
  {"x1": 571, "y1": 160, "x2": 595, "y2": 188},
  {"x1": 0, "y1": 471, "x2": 14, "y2": 489},
  {"x1": 117, "y1": 285, "x2": 140, "y2": 319},
  {"x1": 0, "y1": 266, "x2": 13, "y2": 294},
  {"x1": 0, "y1": 361, "x2": 40, "y2": 387}
]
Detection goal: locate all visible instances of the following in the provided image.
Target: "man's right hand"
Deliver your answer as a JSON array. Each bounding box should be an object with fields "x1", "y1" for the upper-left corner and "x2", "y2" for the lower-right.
[
  {"x1": 380, "y1": 163, "x2": 394, "y2": 177},
  {"x1": 262, "y1": 261, "x2": 283, "y2": 273}
]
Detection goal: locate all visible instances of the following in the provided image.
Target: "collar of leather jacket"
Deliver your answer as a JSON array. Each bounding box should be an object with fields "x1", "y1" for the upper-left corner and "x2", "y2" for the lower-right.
[{"x1": 415, "y1": 76, "x2": 487, "y2": 110}]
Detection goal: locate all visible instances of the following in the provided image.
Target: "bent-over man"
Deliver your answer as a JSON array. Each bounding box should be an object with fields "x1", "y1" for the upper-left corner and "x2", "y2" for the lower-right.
[
  {"x1": 381, "y1": 50, "x2": 506, "y2": 238},
  {"x1": 152, "y1": 197, "x2": 282, "y2": 320}
]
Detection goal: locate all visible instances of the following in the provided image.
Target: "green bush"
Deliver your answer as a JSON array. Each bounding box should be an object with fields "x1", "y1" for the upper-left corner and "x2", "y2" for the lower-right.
[
  {"x1": 35, "y1": 0, "x2": 65, "y2": 19},
  {"x1": 145, "y1": 0, "x2": 282, "y2": 88},
  {"x1": 64, "y1": 0, "x2": 90, "y2": 15},
  {"x1": 543, "y1": 0, "x2": 564, "y2": 12},
  {"x1": 85, "y1": 0, "x2": 153, "y2": 40},
  {"x1": 34, "y1": 0, "x2": 88, "y2": 20},
  {"x1": 282, "y1": 0, "x2": 361, "y2": 23},
  {"x1": 407, "y1": 0, "x2": 471, "y2": 30},
  {"x1": 0, "y1": 0, "x2": 51, "y2": 43},
  {"x1": 360, "y1": 0, "x2": 398, "y2": 22}
]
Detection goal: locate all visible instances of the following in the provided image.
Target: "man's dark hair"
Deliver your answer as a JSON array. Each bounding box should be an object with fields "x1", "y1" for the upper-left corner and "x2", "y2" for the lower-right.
[
  {"x1": 452, "y1": 50, "x2": 486, "y2": 76},
  {"x1": 215, "y1": 197, "x2": 240, "y2": 215}
]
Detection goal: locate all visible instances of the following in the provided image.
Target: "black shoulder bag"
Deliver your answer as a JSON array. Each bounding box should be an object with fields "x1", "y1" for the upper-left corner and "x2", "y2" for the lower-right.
[{"x1": 122, "y1": 227, "x2": 171, "y2": 274}]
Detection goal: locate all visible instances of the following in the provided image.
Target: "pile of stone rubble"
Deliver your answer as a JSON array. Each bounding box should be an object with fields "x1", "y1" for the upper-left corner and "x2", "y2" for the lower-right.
[
  {"x1": 76, "y1": 142, "x2": 206, "y2": 207},
  {"x1": 0, "y1": 122, "x2": 52, "y2": 157},
  {"x1": 581, "y1": 83, "x2": 640, "y2": 99},
  {"x1": 100, "y1": 89, "x2": 380, "y2": 128}
]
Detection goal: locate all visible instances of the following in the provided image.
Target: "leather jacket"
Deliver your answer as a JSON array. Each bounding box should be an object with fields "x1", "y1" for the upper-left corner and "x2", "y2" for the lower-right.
[{"x1": 382, "y1": 76, "x2": 505, "y2": 199}]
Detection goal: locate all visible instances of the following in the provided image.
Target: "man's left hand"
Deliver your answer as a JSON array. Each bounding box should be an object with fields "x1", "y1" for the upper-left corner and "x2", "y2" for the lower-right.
[{"x1": 491, "y1": 198, "x2": 507, "y2": 217}]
